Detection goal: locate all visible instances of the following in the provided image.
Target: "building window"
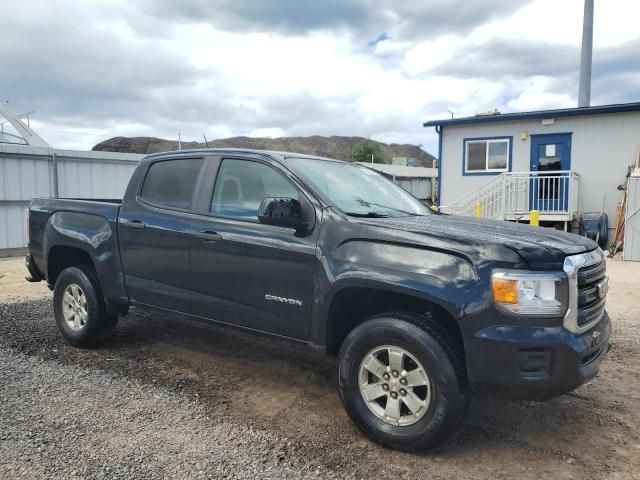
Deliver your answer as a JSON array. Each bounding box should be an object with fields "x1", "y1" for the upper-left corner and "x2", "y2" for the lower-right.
[{"x1": 464, "y1": 138, "x2": 510, "y2": 174}]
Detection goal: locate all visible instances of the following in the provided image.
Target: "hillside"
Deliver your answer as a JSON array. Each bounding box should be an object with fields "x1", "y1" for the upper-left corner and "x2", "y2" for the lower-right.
[{"x1": 92, "y1": 135, "x2": 436, "y2": 167}]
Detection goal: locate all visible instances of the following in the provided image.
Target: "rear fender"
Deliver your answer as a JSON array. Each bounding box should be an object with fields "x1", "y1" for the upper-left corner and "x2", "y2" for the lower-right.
[{"x1": 44, "y1": 211, "x2": 128, "y2": 304}]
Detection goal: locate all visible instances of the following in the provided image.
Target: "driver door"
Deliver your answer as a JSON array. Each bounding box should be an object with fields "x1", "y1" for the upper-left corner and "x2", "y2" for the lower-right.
[{"x1": 188, "y1": 156, "x2": 319, "y2": 340}]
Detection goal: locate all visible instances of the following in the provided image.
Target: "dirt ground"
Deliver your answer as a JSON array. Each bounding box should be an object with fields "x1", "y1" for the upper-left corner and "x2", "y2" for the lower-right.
[
  {"x1": 0, "y1": 255, "x2": 639, "y2": 479},
  {"x1": 0, "y1": 257, "x2": 52, "y2": 303}
]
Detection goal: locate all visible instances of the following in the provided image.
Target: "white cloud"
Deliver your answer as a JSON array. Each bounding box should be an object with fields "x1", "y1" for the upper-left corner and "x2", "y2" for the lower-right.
[
  {"x1": 403, "y1": 35, "x2": 467, "y2": 76},
  {"x1": 471, "y1": 0, "x2": 583, "y2": 46},
  {"x1": 506, "y1": 77, "x2": 575, "y2": 111},
  {"x1": 1, "y1": 0, "x2": 639, "y2": 157}
]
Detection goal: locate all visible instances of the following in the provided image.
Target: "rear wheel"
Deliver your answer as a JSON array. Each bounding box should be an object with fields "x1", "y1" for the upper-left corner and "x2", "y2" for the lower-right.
[
  {"x1": 53, "y1": 266, "x2": 117, "y2": 347},
  {"x1": 337, "y1": 313, "x2": 469, "y2": 451}
]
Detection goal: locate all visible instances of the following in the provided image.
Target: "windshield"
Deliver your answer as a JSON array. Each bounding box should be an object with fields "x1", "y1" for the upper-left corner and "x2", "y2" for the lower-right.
[{"x1": 286, "y1": 158, "x2": 431, "y2": 217}]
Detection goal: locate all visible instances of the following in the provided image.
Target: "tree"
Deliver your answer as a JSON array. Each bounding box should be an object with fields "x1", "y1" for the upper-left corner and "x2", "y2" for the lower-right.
[{"x1": 351, "y1": 140, "x2": 390, "y2": 164}]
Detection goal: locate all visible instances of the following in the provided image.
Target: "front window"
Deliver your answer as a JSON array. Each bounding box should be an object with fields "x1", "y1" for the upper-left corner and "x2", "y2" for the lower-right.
[
  {"x1": 211, "y1": 159, "x2": 300, "y2": 219},
  {"x1": 286, "y1": 158, "x2": 430, "y2": 217},
  {"x1": 464, "y1": 138, "x2": 510, "y2": 174}
]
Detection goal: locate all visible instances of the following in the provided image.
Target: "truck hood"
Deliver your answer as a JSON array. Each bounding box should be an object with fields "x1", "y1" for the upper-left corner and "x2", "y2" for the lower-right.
[{"x1": 361, "y1": 213, "x2": 598, "y2": 269}]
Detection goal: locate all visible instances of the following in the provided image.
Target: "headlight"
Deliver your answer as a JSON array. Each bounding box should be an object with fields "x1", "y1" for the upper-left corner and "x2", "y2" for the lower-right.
[{"x1": 491, "y1": 270, "x2": 568, "y2": 317}]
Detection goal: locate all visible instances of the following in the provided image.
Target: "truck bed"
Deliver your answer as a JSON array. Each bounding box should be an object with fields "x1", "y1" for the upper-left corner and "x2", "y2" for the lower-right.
[
  {"x1": 57, "y1": 198, "x2": 123, "y2": 204},
  {"x1": 30, "y1": 197, "x2": 122, "y2": 220},
  {"x1": 28, "y1": 198, "x2": 125, "y2": 285}
]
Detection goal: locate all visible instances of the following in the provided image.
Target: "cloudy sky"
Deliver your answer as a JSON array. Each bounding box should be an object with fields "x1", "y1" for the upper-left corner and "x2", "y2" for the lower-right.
[{"x1": 2, "y1": 0, "x2": 639, "y2": 156}]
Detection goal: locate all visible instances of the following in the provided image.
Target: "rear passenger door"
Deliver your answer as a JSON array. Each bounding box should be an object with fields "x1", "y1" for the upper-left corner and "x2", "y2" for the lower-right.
[
  {"x1": 189, "y1": 156, "x2": 320, "y2": 340},
  {"x1": 119, "y1": 156, "x2": 209, "y2": 313}
]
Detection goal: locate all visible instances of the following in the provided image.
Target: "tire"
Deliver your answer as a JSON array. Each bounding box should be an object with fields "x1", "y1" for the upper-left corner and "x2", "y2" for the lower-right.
[
  {"x1": 337, "y1": 312, "x2": 469, "y2": 452},
  {"x1": 53, "y1": 265, "x2": 117, "y2": 347}
]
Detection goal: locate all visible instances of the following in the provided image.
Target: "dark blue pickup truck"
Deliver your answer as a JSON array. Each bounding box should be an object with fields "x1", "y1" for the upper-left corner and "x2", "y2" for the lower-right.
[{"x1": 25, "y1": 148, "x2": 611, "y2": 451}]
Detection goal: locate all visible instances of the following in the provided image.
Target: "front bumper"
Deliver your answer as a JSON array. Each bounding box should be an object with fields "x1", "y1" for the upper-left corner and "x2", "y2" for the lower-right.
[{"x1": 464, "y1": 311, "x2": 611, "y2": 401}]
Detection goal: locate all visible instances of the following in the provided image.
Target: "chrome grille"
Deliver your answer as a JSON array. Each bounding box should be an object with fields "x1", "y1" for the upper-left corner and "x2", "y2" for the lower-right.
[
  {"x1": 578, "y1": 297, "x2": 606, "y2": 327},
  {"x1": 578, "y1": 261, "x2": 606, "y2": 287},
  {"x1": 576, "y1": 258, "x2": 607, "y2": 328},
  {"x1": 563, "y1": 249, "x2": 607, "y2": 334}
]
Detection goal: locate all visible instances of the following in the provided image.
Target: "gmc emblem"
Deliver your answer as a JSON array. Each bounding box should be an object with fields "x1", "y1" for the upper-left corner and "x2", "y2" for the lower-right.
[{"x1": 596, "y1": 277, "x2": 609, "y2": 300}]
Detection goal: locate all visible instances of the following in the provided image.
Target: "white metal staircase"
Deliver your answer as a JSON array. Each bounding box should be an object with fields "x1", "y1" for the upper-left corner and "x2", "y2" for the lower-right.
[{"x1": 441, "y1": 171, "x2": 580, "y2": 223}]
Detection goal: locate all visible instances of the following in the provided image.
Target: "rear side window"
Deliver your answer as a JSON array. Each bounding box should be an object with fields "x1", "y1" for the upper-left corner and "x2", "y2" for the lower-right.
[
  {"x1": 140, "y1": 158, "x2": 204, "y2": 210},
  {"x1": 211, "y1": 159, "x2": 299, "y2": 219}
]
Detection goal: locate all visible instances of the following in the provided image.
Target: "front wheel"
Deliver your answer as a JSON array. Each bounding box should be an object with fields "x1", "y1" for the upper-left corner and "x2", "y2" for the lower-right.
[
  {"x1": 53, "y1": 266, "x2": 117, "y2": 347},
  {"x1": 337, "y1": 313, "x2": 469, "y2": 452}
]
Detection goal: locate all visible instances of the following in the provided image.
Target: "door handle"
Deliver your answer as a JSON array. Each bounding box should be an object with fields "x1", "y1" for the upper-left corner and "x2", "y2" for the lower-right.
[
  {"x1": 196, "y1": 230, "x2": 222, "y2": 241},
  {"x1": 121, "y1": 219, "x2": 146, "y2": 229}
]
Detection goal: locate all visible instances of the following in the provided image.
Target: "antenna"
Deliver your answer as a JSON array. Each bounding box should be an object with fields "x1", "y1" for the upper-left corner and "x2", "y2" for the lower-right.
[
  {"x1": 203, "y1": 134, "x2": 209, "y2": 147},
  {"x1": 446, "y1": 107, "x2": 458, "y2": 119},
  {"x1": 178, "y1": 132, "x2": 182, "y2": 150}
]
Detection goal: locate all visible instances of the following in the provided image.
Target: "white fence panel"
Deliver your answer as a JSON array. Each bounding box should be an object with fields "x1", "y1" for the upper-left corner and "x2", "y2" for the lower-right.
[
  {"x1": 0, "y1": 156, "x2": 52, "y2": 201},
  {"x1": 624, "y1": 175, "x2": 640, "y2": 261},
  {"x1": 0, "y1": 145, "x2": 143, "y2": 249},
  {"x1": 57, "y1": 160, "x2": 136, "y2": 199},
  {"x1": 395, "y1": 177, "x2": 433, "y2": 200},
  {"x1": 0, "y1": 202, "x2": 29, "y2": 249}
]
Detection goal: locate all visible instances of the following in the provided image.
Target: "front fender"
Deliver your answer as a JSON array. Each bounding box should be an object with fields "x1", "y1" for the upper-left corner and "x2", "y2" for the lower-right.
[
  {"x1": 330, "y1": 240, "x2": 479, "y2": 315},
  {"x1": 309, "y1": 239, "x2": 490, "y2": 348}
]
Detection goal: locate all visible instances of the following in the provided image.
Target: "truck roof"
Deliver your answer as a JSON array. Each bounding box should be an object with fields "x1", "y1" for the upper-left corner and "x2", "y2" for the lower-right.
[{"x1": 142, "y1": 148, "x2": 346, "y2": 164}]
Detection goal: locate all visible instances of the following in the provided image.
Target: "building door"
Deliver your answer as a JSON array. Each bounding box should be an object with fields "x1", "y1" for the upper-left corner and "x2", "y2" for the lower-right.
[{"x1": 529, "y1": 133, "x2": 572, "y2": 212}]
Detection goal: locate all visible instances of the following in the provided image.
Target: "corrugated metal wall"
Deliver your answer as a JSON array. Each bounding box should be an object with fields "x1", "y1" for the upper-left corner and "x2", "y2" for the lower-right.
[
  {"x1": 0, "y1": 144, "x2": 143, "y2": 249},
  {"x1": 0, "y1": 145, "x2": 434, "y2": 249},
  {"x1": 394, "y1": 177, "x2": 433, "y2": 200},
  {"x1": 624, "y1": 174, "x2": 640, "y2": 261}
]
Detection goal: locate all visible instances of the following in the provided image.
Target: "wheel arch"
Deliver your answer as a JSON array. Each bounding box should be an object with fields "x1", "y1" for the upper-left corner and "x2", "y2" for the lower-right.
[
  {"x1": 324, "y1": 284, "x2": 464, "y2": 358},
  {"x1": 47, "y1": 245, "x2": 95, "y2": 286}
]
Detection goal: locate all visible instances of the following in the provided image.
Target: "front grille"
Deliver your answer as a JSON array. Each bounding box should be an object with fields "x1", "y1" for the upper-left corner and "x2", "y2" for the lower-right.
[
  {"x1": 576, "y1": 257, "x2": 607, "y2": 328},
  {"x1": 578, "y1": 260, "x2": 606, "y2": 287}
]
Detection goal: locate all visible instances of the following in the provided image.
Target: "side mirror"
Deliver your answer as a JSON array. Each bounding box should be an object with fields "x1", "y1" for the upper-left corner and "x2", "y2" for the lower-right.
[{"x1": 258, "y1": 197, "x2": 306, "y2": 230}]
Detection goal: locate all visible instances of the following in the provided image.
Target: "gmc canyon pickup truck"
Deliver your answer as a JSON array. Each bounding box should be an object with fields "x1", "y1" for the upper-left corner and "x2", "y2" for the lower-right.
[{"x1": 26, "y1": 148, "x2": 611, "y2": 451}]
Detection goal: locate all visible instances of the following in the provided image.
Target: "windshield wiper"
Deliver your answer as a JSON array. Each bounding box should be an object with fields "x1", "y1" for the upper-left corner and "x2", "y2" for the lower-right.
[
  {"x1": 354, "y1": 198, "x2": 420, "y2": 216},
  {"x1": 345, "y1": 211, "x2": 391, "y2": 218}
]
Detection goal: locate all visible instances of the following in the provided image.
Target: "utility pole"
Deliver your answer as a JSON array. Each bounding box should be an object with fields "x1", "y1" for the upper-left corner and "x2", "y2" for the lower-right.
[
  {"x1": 578, "y1": 0, "x2": 594, "y2": 107},
  {"x1": 178, "y1": 132, "x2": 182, "y2": 150}
]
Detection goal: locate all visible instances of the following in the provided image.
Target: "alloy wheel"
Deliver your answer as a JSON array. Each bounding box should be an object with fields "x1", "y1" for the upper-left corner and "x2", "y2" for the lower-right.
[{"x1": 358, "y1": 345, "x2": 431, "y2": 426}]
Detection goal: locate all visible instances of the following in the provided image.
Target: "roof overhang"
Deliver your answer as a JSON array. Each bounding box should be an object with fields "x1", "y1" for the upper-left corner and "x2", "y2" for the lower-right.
[{"x1": 423, "y1": 101, "x2": 640, "y2": 128}]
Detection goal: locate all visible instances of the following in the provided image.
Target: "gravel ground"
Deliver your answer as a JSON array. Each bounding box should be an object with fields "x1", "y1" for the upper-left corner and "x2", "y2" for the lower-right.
[
  {"x1": 0, "y1": 347, "x2": 335, "y2": 479},
  {"x1": 0, "y1": 257, "x2": 639, "y2": 479},
  {"x1": 0, "y1": 301, "x2": 354, "y2": 480}
]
